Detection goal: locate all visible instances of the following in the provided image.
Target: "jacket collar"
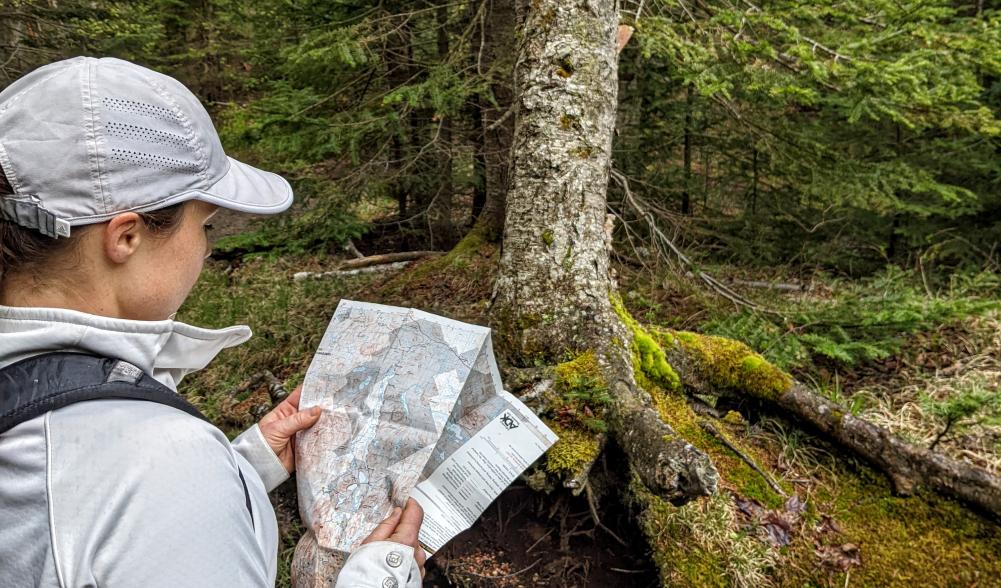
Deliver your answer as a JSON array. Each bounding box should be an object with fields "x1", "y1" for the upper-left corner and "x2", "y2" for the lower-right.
[{"x1": 0, "y1": 305, "x2": 251, "y2": 390}]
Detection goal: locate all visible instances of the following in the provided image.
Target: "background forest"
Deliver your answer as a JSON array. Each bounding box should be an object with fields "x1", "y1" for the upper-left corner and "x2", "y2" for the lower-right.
[{"x1": 3, "y1": 0, "x2": 1001, "y2": 586}]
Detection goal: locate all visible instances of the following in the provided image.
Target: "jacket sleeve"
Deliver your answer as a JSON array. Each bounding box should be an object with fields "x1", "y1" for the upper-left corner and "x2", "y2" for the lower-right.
[
  {"x1": 334, "y1": 541, "x2": 423, "y2": 588},
  {"x1": 232, "y1": 422, "x2": 290, "y2": 492}
]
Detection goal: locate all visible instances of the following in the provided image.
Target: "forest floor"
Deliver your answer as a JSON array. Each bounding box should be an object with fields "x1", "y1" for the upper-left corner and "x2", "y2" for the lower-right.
[{"x1": 178, "y1": 217, "x2": 1001, "y2": 587}]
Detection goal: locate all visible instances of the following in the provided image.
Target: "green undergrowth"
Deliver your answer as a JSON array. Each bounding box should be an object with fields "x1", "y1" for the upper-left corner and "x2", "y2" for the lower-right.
[
  {"x1": 705, "y1": 269, "x2": 1001, "y2": 371},
  {"x1": 176, "y1": 256, "x2": 373, "y2": 428},
  {"x1": 212, "y1": 176, "x2": 366, "y2": 259},
  {"x1": 621, "y1": 266, "x2": 1001, "y2": 372}
]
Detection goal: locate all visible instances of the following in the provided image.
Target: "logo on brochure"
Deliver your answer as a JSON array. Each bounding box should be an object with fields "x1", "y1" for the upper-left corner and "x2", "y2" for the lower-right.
[{"x1": 500, "y1": 411, "x2": 520, "y2": 430}]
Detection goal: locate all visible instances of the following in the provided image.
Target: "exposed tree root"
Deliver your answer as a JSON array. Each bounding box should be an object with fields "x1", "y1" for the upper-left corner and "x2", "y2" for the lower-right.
[
  {"x1": 656, "y1": 328, "x2": 1001, "y2": 518},
  {"x1": 608, "y1": 376, "x2": 720, "y2": 504}
]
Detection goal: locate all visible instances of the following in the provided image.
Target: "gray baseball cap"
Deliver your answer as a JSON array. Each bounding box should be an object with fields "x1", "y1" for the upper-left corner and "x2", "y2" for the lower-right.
[{"x1": 0, "y1": 56, "x2": 293, "y2": 238}]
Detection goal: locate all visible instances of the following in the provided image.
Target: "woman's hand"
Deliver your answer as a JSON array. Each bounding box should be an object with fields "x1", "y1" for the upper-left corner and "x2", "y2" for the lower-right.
[
  {"x1": 363, "y1": 498, "x2": 426, "y2": 578},
  {"x1": 258, "y1": 385, "x2": 321, "y2": 473}
]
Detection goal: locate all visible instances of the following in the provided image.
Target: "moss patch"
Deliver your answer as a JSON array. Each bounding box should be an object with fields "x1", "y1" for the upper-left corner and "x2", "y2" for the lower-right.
[
  {"x1": 664, "y1": 329, "x2": 793, "y2": 400},
  {"x1": 775, "y1": 456, "x2": 1001, "y2": 586},
  {"x1": 611, "y1": 294, "x2": 681, "y2": 392},
  {"x1": 544, "y1": 422, "x2": 601, "y2": 475},
  {"x1": 541, "y1": 228, "x2": 554, "y2": 247},
  {"x1": 549, "y1": 351, "x2": 613, "y2": 432},
  {"x1": 649, "y1": 387, "x2": 789, "y2": 509}
]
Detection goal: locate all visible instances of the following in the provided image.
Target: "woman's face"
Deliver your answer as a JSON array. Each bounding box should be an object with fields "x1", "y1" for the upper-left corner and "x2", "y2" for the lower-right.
[{"x1": 119, "y1": 200, "x2": 218, "y2": 320}]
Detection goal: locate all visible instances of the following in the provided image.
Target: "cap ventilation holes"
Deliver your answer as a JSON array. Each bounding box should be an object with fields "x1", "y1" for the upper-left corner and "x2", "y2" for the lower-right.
[{"x1": 110, "y1": 148, "x2": 200, "y2": 172}]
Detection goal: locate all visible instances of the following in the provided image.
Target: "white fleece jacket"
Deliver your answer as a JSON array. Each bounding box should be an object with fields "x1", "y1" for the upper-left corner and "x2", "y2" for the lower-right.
[{"x1": 0, "y1": 305, "x2": 421, "y2": 588}]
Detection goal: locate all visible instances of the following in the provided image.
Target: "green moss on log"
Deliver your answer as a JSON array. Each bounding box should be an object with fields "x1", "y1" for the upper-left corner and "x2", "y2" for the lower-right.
[{"x1": 663, "y1": 329, "x2": 793, "y2": 400}]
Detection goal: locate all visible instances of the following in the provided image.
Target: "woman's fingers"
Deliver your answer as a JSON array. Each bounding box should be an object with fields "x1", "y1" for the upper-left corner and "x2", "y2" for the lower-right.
[
  {"x1": 388, "y1": 498, "x2": 424, "y2": 546},
  {"x1": 414, "y1": 544, "x2": 427, "y2": 577},
  {"x1": 258, "y1": 405, "x2": 321, "y2": 472},
  {"x1": 363, "y1": 507, "x2": 403, "y2": 543},
  {"x1": 359, "y1": 499, "x2": 426, "y2": 576}
]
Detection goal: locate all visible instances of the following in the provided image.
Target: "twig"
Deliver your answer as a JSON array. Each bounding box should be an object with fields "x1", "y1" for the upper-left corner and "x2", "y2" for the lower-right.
[
  {"x1": 700, "y1": 420, "x2": 787, "y2": 497},
  {"x1": 485, "y1": 103, "x2": 514, "y2": 131},
  {"x1": 611, "y1": 169, "x2": 779, "y2": 315},
  {"x1": 524, "y1": 528, "x2": 554, "y2": 554},
  {"x1": 343, "y1": 239, "x2": 365, "y2": 259},
  {"x1": 729, "y1": 278, "x2": 809, "y2": 292},
  {"x1": 584, "y1": 482, "x2": 629, "y2": 547}
]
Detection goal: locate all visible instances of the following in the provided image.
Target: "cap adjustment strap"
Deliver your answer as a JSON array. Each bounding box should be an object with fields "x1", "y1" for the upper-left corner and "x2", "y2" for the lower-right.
[{"x1": 0, "y1": 194, "x2": 72, "y2": 238}]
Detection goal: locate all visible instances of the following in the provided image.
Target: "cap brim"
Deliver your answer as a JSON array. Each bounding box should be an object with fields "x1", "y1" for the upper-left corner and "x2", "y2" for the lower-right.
[{"x1": 195, "y1": 157, "x2": 293, "y2": 215}]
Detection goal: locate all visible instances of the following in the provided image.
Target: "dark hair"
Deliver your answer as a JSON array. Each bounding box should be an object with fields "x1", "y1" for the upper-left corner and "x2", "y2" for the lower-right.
[{"x1": 0, "y1": 169, "x2": 186, "y2": 283}]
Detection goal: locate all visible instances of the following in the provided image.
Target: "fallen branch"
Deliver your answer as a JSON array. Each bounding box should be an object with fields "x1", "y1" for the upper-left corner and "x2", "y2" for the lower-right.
[
  {"x1": 337, "y1": 250, "x2": 442, "y2": 270},
  {"x1": 728, "y1": 279, "x2": 810, "y2": 292},
  {"x1": 293, "y1": 261, "x2": 412, "y2": 281}
]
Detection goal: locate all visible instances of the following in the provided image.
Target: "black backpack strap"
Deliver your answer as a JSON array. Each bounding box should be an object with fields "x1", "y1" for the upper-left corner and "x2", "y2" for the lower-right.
[
  {"x1": 0, "y1": 353, "x2": 206, "y2": 431},
  {"x1": 0, "y1": 352, "x2": 254, "y2": 527}
]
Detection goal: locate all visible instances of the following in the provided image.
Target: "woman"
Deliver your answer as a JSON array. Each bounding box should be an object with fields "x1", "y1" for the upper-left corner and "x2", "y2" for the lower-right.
[{"x1": 0, "y1": 57, "x2": 424, "y2": 588}]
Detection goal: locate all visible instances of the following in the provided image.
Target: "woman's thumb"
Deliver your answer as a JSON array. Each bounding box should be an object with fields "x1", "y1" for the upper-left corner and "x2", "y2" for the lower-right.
[{"x1": 274, "y1": 406, "x2": 322, "y2": 438}]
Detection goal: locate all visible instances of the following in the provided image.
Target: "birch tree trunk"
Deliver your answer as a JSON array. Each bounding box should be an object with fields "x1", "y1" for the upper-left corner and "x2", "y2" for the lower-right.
[
  {"x1": 492, "y1": 0, "x2": 622, "y2": 356},
  {"x1": 491, "y1": 0, "x2": 717, "y2": 504}
]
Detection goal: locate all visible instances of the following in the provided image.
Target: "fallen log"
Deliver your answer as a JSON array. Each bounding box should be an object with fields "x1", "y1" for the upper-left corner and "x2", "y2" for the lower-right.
[{"x1": 657, "y1": 328, "x2": 1001, "y2": 518}]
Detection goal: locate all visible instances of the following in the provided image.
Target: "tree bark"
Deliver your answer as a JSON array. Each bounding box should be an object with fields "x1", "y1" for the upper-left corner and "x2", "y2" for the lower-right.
[
  {"x1": 492, "y1": 0, "x2": 623, "y2": 358},
  {"x1": 682, "y1": 84, "x2": 693, "y2": 215},
  {"x1": 491, "y1": 0, "x2": 717, "y2": 504},
  {"x1": 425, "y1": 2, "x2": 457, "y2": 249},
  {"x1": 475, "y1": 0, "x2": 518, "y2": 239}
]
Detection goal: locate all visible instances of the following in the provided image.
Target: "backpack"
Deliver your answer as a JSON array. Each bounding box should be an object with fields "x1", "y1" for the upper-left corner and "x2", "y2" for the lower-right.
[{"x1": 0, "y1": 352, "x2": 254, "y2": 525}]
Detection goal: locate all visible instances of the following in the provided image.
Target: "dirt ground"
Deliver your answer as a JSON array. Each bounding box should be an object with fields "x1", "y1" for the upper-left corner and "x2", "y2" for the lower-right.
[{"x1": 423, "y1": 485, "x2": 659, "y2": 588}]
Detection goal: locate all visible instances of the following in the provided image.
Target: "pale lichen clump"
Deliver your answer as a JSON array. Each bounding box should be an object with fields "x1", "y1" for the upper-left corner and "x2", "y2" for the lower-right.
[
  {"x1": 629, "y1": 475, "x2": 776, "y2": 588},
  {"x1": 665, "y1": 330, "x2": 793, "y2": 400},
  {"x1": 610, "y1": 294, "x2": 681, "y2": 391},
  {"x1": 544, "y1": 422, "x2": 601, "y2": 474}
]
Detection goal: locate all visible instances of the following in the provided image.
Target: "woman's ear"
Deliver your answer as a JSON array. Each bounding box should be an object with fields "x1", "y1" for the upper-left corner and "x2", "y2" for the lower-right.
[{"x1": 102, "y1": 212, "x2": 144, "y2": 264}]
